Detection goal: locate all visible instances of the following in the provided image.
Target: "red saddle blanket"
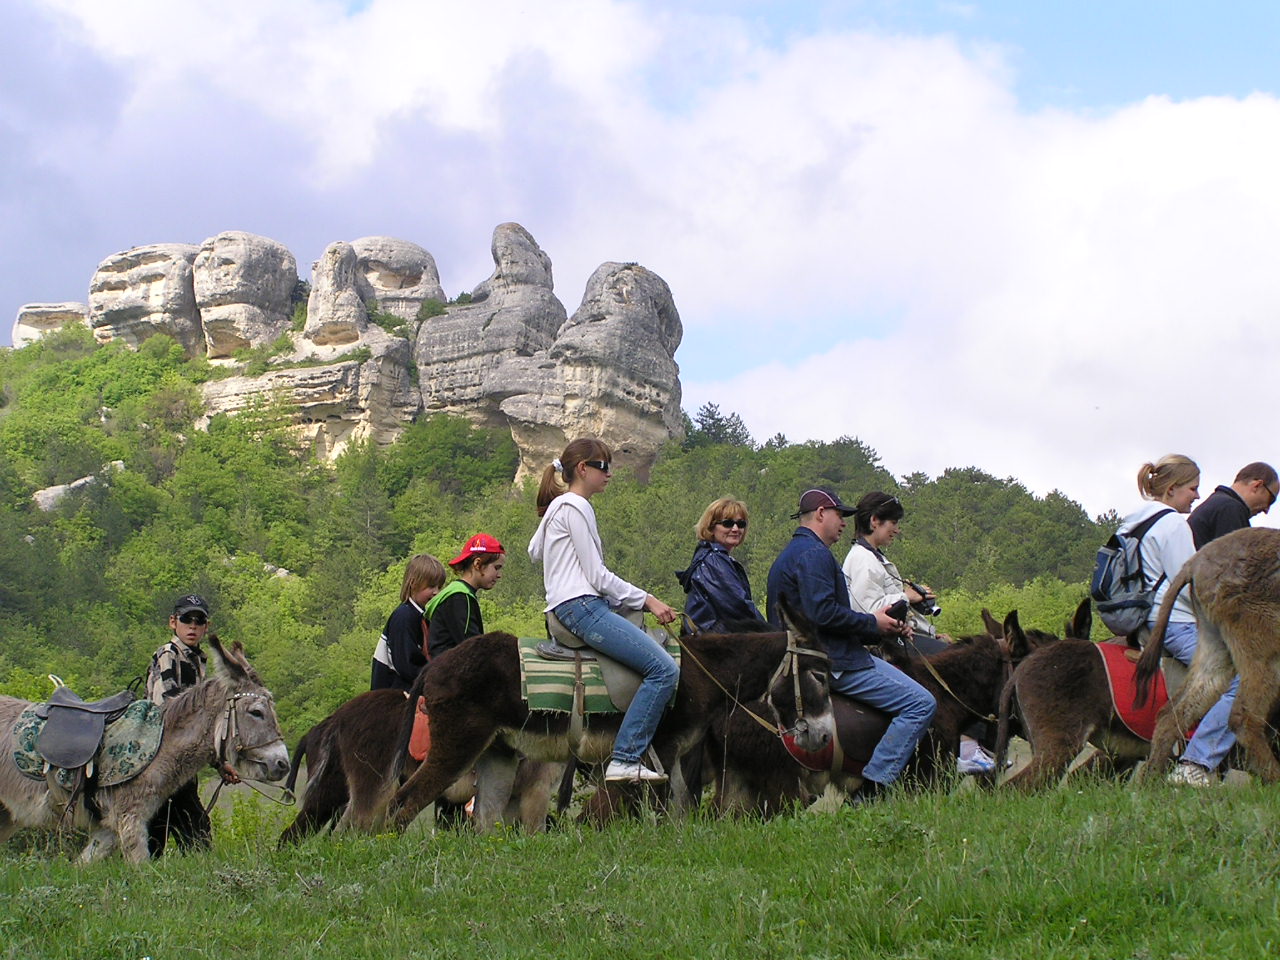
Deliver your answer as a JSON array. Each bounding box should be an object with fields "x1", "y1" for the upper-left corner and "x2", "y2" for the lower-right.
[{"x1": 1094, "y1": 641, "x2": 1169, "y2": 741}]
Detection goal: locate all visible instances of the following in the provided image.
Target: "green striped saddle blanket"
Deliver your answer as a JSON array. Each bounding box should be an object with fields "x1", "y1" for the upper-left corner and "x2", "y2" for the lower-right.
[
  {"x1": 519, "y1": 635, "x2": 681, "y2": 713},
  {"x1": 11, "y1": 700, "x2": 164, "y2": 789}
]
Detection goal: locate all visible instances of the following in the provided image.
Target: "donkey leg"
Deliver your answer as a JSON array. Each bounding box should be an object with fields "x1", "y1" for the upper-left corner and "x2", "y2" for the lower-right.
[
  {"x1": 509, "y1": 759, "x2": 560, "y2": 832},
  {"x1": 78, "y1": 826, "x2": 119, "y2": 863},
  {"x1": 1229, "y1": 670, "x2": 1280, "y2": 783},
  {"x1": 391, "y1": 726, "x2": 494, "y2": 830},
  {"x1": 473, "y1": 747, "x2": 519, "y2": 832}
]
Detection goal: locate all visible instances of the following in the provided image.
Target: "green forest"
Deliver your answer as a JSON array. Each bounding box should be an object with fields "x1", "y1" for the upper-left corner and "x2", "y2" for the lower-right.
[{"x1": 0, "y1": 328, "x2": 1111, "y2": 739}]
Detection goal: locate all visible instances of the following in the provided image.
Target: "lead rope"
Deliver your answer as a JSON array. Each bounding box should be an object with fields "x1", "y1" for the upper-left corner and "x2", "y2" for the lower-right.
[
  {"x1": 903, "y1": 634, "x2": 1000, "y2": 725},
  {"x1": 659, "y1": 621, "x2": 828, "y2": 737}
]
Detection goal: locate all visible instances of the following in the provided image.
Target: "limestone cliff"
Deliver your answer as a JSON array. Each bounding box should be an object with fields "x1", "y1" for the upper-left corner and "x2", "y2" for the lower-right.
[{"x1": 12, "y1": 223, "x2": 685, "y2": 476}]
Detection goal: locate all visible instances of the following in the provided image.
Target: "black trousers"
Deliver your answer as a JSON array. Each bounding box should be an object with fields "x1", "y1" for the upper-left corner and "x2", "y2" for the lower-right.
[{"x1": 147, "y1": 779, "x2": 211, "y2": 856}]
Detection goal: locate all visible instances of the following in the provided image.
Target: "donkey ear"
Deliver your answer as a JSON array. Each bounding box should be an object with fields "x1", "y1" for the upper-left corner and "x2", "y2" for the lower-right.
[
  {"x1": 1069, "y1": 598, "x2": 1092, "y2": 640},
  {"x1": 207, "y1": 634, "x2": 249, "y2": 683},
  {"x1": 1002, "y1": 610, "x2": 1030, "y2": 660},
  {"x1": 777, "y1": 597, "x2": 814, "y2": 644},
  {"x1": 981, "y1": 608, "x2": 1003, "y2": 639}
]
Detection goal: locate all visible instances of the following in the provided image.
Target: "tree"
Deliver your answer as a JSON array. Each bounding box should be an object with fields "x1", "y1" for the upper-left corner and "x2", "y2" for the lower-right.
[{"x1": 682, "y1": 403, "x2": 754, "y2": 449}]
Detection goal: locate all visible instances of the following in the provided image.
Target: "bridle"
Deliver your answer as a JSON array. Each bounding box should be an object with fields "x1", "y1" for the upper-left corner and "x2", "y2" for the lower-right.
[
  {"x1": 895, "y1": 632, "x2": 1019, "y2": 727},
  {"x1": 663, "y1": 621, "x2": 828, "y2": 740},
  {"x1": 213, "y1": 691, "x2": 285, "y2": 766}
]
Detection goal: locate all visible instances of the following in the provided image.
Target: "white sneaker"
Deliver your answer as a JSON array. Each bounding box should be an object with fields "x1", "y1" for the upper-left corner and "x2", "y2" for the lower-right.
[
  {"x1": 957, "y1": 746, "x2": 997, "y2": 776},
  {"x1": 604, "y1": 760, "x2": 667, "y2": 783},
  {"x1": 1167, "y1": 761, "x2": 1215, "y2": 787}
]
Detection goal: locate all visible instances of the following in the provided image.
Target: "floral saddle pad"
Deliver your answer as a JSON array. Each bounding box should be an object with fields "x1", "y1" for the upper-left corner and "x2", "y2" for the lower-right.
[{"x1": 11, "y1": 700, "x2": 164, "y2": 789}]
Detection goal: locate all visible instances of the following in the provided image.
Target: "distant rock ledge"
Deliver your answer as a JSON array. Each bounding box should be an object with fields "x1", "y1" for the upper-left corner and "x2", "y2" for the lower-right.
[{"x1": 12, "y1": 223, "x2": 684, "y2": 479}]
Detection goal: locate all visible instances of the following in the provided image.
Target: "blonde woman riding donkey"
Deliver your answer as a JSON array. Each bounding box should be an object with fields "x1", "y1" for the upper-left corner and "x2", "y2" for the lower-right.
[{"x1": 528, "y1": 438, "x2": 679, "y2": 784}]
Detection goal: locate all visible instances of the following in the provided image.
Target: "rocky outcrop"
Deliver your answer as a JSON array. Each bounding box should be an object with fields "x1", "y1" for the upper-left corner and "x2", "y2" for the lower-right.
[
  {"x1": 193, "y1": 231, "x2": 298, "y2": 357},
  {"x1": 11, "y1": 302, "x2": 90, "y2": 347},
  {"x1": 200, "y1": 328, "x2": 420, "y2": 460},
  {"x1": 493, "y1": 262, "x2": 683, "y2": 481},
  {"x1": 23, "y1": 223, "x2": 685, "y2": 476},
  {"x1": 415, "y1": 223, "x2": 566, "y2": 428},
  {"x1": 88, "y1": 244, "x2": 202, "y2": 354},
  {"x1": 352, "y1": 237, "x2": 444, "y2": 322},
  {"x1": 303, "y1": 242, "x2": 367, "y2": 346},
  {"x1": 32, "y1": 461, "x2": 125, "y2": 512}
]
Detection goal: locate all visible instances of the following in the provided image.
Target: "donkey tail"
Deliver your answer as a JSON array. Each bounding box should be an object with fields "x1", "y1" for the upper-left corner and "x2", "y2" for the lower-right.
[
  {"x1": 993, "y1": 672, "x2": 1018, "y2": 776},
  {"x1": 284, "y1": 730, "x2": 310, "y2": 793},
  {"x1": 1133, "y1": 562, "x2": 1192, "y2": 708}
]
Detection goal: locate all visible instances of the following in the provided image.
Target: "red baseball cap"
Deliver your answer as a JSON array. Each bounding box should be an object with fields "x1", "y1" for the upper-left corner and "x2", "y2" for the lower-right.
[{"x1": 448, "y1": 533, "x2": 505, "y2": 566}]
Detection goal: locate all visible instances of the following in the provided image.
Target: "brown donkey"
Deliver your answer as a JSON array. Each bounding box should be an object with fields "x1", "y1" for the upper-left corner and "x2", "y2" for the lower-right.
[
  {"x1": 1136, "y1": 527, "x2": 1280, "y2": 783},
  {"x1": 992, "y1": 599, "x2": 1158, "y2": 791}
]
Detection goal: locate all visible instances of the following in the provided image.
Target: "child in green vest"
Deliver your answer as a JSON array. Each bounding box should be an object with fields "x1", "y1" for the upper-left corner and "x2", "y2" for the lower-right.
[{"x1": 426, "y1": 533, "x2": 506, "y2": 660}]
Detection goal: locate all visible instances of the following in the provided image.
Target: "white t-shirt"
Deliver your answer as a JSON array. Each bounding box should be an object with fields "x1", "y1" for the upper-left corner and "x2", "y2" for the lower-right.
[{"x1": 528, "y1": 492, "x2": 647, "y2": 612}]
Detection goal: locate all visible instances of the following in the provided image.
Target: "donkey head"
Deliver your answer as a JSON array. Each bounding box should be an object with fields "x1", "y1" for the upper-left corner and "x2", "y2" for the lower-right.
[
  {"x1": 207, "y1": 635, "x2": 290, "y2": 782},
  {"x1": 768, "y1": 600, "x2": 835, "y2": 754}
]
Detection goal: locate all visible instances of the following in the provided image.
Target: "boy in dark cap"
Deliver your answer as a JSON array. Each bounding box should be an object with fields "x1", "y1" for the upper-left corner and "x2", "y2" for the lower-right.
[{"x1": 145, "y1": 593, "x2": 237, "y2": 854}]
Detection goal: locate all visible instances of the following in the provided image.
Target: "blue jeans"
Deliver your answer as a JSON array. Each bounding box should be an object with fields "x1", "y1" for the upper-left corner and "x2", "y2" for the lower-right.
[
  {"x1": 1157, "y1": 620, "x2": 1238, "y2": 771},
  {"x1": 831, "y1": 658, "x2": 936, "y2": 785},
  {"x1": 553, "y1": 595, "x2": 679, "y2": 764}
]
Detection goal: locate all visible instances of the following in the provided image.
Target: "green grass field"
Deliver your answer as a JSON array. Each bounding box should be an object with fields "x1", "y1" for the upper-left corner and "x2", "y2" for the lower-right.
[{"x1": 4, "y1": 777, "x2": 1280, "y2": 960}]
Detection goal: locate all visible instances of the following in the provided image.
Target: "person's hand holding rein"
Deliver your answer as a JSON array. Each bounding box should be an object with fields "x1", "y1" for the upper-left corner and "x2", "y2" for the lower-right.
[{"x1": 644, "y1": 594, "x2": 678, "y2": 624}]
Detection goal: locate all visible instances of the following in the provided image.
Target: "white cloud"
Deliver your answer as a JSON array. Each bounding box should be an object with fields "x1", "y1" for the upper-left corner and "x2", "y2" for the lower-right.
[{"x1": 9, "y1": 0, "x2": 1280, "y2": 521}]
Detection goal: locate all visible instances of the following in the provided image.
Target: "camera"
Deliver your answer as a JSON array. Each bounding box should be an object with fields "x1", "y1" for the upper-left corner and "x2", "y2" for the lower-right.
[
  {"x1": 886, "y1": 599, "x2": 910, "y2": 621},
  {"x1": 908, "y1": 581, "x2": 942, "y2": 618}
]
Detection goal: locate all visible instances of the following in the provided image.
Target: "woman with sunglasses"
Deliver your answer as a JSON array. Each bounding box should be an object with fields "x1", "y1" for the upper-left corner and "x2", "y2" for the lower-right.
[
  {"x1": 677, "y1": 497, "x2": 765, "y2": 633},
  {"x1": 529, "y1": 437, "x2": 679, "y2": 783}
]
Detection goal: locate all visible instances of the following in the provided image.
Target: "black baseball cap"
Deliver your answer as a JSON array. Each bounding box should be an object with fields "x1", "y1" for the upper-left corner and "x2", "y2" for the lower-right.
[
  {"x1": 791, "y1": 486, "x2": 855, "y2": 520},
  {"x1": 173, "y1": 594, "x2": 210, "y2": 616}
]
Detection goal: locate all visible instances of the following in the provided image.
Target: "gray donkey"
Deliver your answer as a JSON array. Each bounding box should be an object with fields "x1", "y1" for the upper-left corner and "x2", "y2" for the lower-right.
[{"x1": 0, "y1": 635, "x2": 289, "y2": 863}]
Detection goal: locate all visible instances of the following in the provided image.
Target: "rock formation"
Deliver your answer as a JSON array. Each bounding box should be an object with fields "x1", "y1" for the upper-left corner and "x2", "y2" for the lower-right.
[
  {"x1": 12, "y1": 302, "x2": 89, "y2": 347},
  {"x1": 89, "y1": 244, "x2": 203, "y2": 354},
  {"x1": 16, "y1": 223, "x2": 685, "y2": 478},
  {"x1": 415, "y1": 222, "x2": 566, "y2": 429},
  {"x1": 493, "y1": 262, "x2": 683, "y2": 481},
  {"x1": 351, "y1": 236, "x2": 444, "y2": 322},
  {"x1": 193, "y1": 231, "x2": 298, "y2": 357},
  {"x1": 303, "y1": 242, "x2": 367, "y2": 346}
]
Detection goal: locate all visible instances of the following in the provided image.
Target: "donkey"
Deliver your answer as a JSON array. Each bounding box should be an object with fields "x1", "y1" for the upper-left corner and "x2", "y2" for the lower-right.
[
  {"x1": 707, "y1": 615, "x2": 1030, "y2": 816},
  {"x1": 1137, "y1": 527, "x2": 1280, "y2": 783},
  {"x1": 278, "y1": 688, "x2": 560, "y2": 845},
  {"x1": 994, "y1": 598, "x2": 1169, "y2": 791},
  {"x1": 0, "y1": 635, "x2": 289, "y2": 863},
  {"x1": 387, "y1": 614, "x2": 835, "y2": 831}
]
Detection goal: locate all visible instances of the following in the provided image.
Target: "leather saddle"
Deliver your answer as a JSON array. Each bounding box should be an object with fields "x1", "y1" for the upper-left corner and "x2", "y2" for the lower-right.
[{"x1": 33, "y1": 684, "x2": 138, "y2": 771}]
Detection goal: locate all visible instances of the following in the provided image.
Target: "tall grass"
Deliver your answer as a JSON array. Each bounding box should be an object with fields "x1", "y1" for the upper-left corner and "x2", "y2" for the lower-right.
[{"x1": 4, "y1": 780, "x2": 1279, "y2": 959}]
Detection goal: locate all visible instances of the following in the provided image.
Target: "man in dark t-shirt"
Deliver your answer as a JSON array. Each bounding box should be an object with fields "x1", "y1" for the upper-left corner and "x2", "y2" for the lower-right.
[{"x1": 1188, "y1": 461, "x2": 1278, "y2": 549}]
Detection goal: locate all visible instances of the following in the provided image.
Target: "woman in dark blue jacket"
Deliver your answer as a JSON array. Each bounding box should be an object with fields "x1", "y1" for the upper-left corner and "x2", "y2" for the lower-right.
[{"x1": 677, "y1": 498, "x2": 766, "y2": 633}]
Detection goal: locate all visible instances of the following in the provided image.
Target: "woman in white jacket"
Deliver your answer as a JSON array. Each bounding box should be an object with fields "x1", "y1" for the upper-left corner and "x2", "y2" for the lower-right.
[{"x1": 528, "y1": 437, "x2": 678, "y2": 783}]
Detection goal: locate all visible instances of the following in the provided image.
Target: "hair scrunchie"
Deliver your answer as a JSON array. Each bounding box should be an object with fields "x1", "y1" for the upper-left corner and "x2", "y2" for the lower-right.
[{"x1": 552, "y1": 458, "x2": 564, "y2": 472}]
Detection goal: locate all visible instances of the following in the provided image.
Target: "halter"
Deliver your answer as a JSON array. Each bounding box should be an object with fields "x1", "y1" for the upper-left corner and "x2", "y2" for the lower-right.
[
  {"x1": 212, "y1": 691, "x2": 285, "y2": 769},
  {"x1": 663, "y1": 621, "x2": 828, "y2": 740}
]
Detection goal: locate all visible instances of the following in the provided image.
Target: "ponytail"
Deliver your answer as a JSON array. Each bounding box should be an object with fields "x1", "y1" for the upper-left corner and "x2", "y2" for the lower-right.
[
  {"x1": 1137, "y1": 454, "x2": 1199, "y2": 501},
  {"x1": 536, "y1": 437, "x2": 613, "y2": 516}
]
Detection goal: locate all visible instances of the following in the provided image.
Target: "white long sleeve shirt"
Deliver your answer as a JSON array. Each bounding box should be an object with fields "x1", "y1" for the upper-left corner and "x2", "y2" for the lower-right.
[
  {"x1": 1119, "y1": 501, "x2": 1196, "y2": 623},
  {"x1": 528, "y1": 492, "x2": 647, "y2": 612}
]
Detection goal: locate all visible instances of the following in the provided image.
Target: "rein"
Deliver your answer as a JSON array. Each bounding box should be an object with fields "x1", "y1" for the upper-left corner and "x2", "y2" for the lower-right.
[
  {"x1": 900, "y1": 633, "x2": 1012, "y2": 726},
  {"x1": 660, "y1": 621, "x2": 828, "y2": 739}
]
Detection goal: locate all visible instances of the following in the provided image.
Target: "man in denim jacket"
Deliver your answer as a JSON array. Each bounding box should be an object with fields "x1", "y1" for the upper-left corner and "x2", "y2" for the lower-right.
[{"x1": 766, "y1": 487, "x2": 936, "y2": 801}]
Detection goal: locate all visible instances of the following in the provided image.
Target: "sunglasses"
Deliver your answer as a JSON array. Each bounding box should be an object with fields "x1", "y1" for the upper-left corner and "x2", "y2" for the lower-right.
[
  {"x1": 584, "y1": 460, "x2": 612, "y2": 474},
  {"x1": 177, "y1": 612, "x2": 208, "y2": 625},
  {"x1": 715, "y1": 518, "x2": 748, "y2": 530}
]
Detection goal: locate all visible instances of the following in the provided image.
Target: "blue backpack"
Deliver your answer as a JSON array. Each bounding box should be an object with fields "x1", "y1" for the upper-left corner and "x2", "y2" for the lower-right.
[{"x1": 1089, "y1": 509, "x2": 1173, "y2": 637}]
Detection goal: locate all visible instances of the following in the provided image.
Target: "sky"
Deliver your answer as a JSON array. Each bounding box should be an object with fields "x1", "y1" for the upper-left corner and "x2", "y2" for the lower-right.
[{"x1": 3, "y1": 0, "x2": 1280, "y2": 521}]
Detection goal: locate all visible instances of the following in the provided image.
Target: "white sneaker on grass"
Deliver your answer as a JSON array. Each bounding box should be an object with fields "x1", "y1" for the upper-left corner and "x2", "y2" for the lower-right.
[
  {"x1": 604, "y1": 760, "x2": 667, "y2": 783},
  {"x1": 1167, "y1": 761, "x2": 1215, "y2": 787}
]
